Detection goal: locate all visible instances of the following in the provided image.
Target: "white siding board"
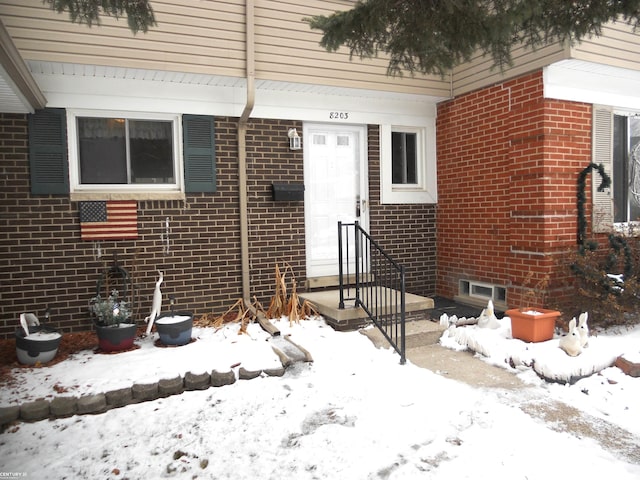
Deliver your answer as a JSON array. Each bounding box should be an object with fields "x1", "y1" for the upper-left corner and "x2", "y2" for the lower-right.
[
  {"x1": 1, "y1": 0, "x2": 246, "y2": 77},
  {"x1": 253, "y1": 0, "x2": 449, "y2": 96},
  {"x1": 571, "y1": 25, "x2": 640, "y2": 72},
  {"x1": 452, "y1": 43, "x2": 568, "y2": 95}
]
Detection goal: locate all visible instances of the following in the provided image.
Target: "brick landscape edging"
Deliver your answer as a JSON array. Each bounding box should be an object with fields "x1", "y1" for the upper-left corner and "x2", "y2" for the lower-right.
[{"x1": 0, "y1": 365, "x2": 287, "y2": 428}]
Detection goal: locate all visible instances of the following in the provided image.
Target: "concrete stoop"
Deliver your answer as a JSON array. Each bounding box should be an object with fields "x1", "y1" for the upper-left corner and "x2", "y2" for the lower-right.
[
  {"x1": 300, "y1": 289, "x2": 434, "y2": 331},
  {"x1": 0, "y1": 338, "x2": 312, "y2": 429},
  {"x1": 360, "y1": 317, "x2": 446, "y2": 350}
]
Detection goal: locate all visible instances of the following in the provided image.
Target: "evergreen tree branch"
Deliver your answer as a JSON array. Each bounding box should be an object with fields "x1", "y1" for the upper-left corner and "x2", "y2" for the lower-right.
[
  {"x1": 44, "y1": 0, "x2": 156, "y2": 34},
  {"x1": 306, "y1": 0, "x2": 640, "y2": 77}
]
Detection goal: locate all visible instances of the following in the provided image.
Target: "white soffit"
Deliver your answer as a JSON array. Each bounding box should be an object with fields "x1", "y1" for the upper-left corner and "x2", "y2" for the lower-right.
[
  {"x1": 27, "y1": 61, "x2": 442, "y2": 120},
  {"x1": 544, "y1": 59, "x2": 640, "y2": 110}
]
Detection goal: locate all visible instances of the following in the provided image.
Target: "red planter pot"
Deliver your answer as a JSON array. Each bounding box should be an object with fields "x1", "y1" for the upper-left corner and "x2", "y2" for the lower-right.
[
  {"x1": 506, "y1": 308, "x2": 561, "y2": 343},
  {"x1": 96, "y1": 323, "x2": 137, "y2": 352}
]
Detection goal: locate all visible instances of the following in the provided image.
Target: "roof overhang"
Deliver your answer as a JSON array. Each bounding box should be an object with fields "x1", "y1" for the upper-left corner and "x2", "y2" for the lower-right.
[
  {"x1": 544, "y1": 59, "x2": 640, "y2": 111},
  {"x1": 28, "y1": 60, "x2": 443, "y2": 123},
  {"x1": 0, "y1": 18, "x2": 46, "y2": 113}
]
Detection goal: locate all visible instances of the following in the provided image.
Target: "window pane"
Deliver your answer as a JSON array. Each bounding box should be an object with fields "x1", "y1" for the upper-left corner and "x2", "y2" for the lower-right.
[
  {"x1": 313, "y1": 134, "x2": 326, "y2": 145},
  {"x1": 392, "y1": 132, "x2": 404, "y2": 183},
  {"x1": 392, "y1": 131, "x2": 418, "y2": 184},
  {"x1": 629, "y1": 116, "x2": 640, "y2": 221},
  {"x1": 78, "y1": 118, "x2": 127, "y2": 184},
  {"x1": 129, "y1": 120, "x2": 174, "y2": 184},
  {"x1": 613, "y1": 115, "x2": 627, "y2": 223},
  {"x1": 336, "y1": 135, "x2": 349, "y2": 146},
  {"x1": 405, "y1": 133, "x2": 417, "y2": 184}
]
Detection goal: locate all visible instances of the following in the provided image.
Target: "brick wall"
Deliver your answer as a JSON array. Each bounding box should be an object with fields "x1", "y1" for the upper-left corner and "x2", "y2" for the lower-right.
[
  {"x1": 0, "y1": 114, "x2": 437, "y2": 338},
  {"x1": 367, "y1": 125, "x2": 437, "y2": 298},
  {"x1": 245, "y1": 119, "x2": 307, "y2": 301},
  {"x1": 437, "y1": 71, "x2": 592, "y2": 308},
  {"x1": 0, "y1": 113, "x2": 249, "y2": 338},
  {"x1": 0, "y1": 114, "x2": 308, "y2": 338}
]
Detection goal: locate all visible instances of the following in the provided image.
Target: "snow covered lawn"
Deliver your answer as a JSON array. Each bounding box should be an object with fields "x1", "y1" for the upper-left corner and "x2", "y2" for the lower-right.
[{"x1": 1, "y1": 317, "x2": 639, "y2": 479}]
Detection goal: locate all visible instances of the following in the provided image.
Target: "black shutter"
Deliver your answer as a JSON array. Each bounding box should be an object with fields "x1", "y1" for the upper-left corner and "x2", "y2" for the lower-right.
[
  {"x1": 183, "y1": 115, "x2": 216, "y2": 193},
  {"x1": 28, "y1": 108, "x2": 69, "y2": 195}
]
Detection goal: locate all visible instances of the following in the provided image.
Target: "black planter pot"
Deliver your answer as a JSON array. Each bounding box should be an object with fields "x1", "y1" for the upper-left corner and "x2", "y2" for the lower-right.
[
  {"x1": 95, "y1": 323, "x2": 137, "y2": 352},
  {"x1": 15, "y1": 325, "x2": 63, "y2": 365},
  {"x1": 155, "y1": 312, "x2": 193, "y2": 346}
]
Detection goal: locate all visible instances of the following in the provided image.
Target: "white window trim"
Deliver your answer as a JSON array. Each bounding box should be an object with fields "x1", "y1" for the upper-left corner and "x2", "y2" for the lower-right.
[
  {"x1": 380, "y1": 123, "x2": 437, "y2": 204},
  {"x1": 67, "y1": 109, "x2": 184, "y2": 200}
]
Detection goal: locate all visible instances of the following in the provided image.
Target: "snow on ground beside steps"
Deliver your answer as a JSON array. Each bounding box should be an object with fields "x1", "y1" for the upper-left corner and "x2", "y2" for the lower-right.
[
  {"x1": 439, "y1": 316, "x2": 625, "y2": 384},
  {"x1": 439, "y1": 313, "x2": 640, "y2": 438}
]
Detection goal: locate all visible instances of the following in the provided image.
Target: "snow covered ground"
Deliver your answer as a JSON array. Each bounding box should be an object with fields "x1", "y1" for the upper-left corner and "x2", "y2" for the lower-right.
[
  {"x1": 440, "y1": 313, "x2": 640, "y2": 438},
  {"x1": 1, "y1": 316, "x2": 639, "y2": 479}
]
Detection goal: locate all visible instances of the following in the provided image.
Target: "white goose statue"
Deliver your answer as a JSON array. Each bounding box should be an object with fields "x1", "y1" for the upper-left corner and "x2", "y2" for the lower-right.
[{"x1": 145, "y1": 270, "x2": 164, "y2": 336}]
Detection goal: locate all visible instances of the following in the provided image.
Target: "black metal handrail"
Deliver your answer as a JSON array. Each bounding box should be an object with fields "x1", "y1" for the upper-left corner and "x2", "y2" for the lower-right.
[{"x1": 338, "y1": 221, "x2": 406, "y2": 364}]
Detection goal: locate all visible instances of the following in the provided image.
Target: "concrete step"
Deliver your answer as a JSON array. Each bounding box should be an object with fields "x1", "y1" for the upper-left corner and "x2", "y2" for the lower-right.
[
  {"x1": 300, "y1": 289, "x2": 434, "y2": 330},
  {"x1": 360, "y1": 318, "x2": 445, "y2": 350}
]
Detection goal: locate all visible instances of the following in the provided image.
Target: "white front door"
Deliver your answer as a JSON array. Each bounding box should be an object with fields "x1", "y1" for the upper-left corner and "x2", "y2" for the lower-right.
[{"x1": 304, "y1": 124, "x2": 369, "y2": 278}]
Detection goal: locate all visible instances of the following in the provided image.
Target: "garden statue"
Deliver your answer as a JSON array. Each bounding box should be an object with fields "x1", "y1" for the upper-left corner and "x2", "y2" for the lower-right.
[
  {"x1": 559, "y1": 317, "x2": 583, "y2": 357},
  {"x1": 19, "y1": 312, "x2": 39, "y2": 337},
  {"x1": 477, "y1": 300, "x2": 500, "y2": 329},
  {"x1": 145, "y1": 270, "x2": 163, "y2": 336},
  {"x1": 578, "y1": 312, "x2": 590, "y2": 348}
]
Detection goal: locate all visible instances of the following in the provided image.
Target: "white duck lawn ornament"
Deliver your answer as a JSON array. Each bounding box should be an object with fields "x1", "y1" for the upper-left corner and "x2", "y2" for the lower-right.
[
  {"x1": 477, "y1": 299, "x2": 501, "y2": 329},
  {"x1": 145, "y1": 270, "x2": 163, "y2": 336},
  {"x1": 19, "y1": 312, "x2": 40, "y2": 337}
]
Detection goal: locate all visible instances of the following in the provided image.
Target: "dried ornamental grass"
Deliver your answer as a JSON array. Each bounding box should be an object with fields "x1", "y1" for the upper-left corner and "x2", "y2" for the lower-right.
[{"x1": 196, "y1": 264, "x2": 318, "y2": 332}]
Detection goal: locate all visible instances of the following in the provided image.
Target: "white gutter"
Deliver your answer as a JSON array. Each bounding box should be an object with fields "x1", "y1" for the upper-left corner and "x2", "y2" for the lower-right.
[{"x1": 239, "y1": 0, "x2": 255, "y2": 303}]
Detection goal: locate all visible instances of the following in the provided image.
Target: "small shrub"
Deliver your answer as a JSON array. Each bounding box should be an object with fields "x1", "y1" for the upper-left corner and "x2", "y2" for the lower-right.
[
  {"x1": 89, "y1": 289, "x2": 131, "y2": 326},
  {"x1": 568, "y1": 237, "x2": 640, "y2": 329}
]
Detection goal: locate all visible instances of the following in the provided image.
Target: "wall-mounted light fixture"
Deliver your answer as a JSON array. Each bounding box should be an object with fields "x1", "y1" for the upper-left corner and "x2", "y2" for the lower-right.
[{"x1": 288, "y1": 128, "x2": 301, "y2": 150}]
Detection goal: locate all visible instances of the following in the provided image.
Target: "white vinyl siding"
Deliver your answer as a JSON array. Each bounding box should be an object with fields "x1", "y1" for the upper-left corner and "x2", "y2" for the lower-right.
[
  {"x1": 0, "y1": 0, "x2": 247, "y2": 78},
  {"x1": 452, "y1": 42, "x2": 568, "y2": 96},
  {"x1": 0, "y1": 0, "x2": 450, "y2": 98},
  {"x1": 572, "y1": 23, "x2": 640, "y2": 72},
  {"x1": 453, "y1": 20, "x2": 640, "y2": 98},
  {"x1": 254, "y1": 0, "x2": 449, "y2": 96}
]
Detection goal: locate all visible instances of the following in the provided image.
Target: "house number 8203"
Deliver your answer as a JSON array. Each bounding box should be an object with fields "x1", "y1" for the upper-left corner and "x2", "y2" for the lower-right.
[{"x1": 329, "y1": 112, "x2": 349, "y2": 120}]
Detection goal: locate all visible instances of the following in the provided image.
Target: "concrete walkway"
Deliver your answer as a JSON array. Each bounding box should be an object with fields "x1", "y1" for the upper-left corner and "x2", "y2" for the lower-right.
[
  {"x1": 360, "y1": 318, "x2": 640, "y2": 464},
  {"x1": 360, "y1": 318, "x2": 522, "y2": 388}
]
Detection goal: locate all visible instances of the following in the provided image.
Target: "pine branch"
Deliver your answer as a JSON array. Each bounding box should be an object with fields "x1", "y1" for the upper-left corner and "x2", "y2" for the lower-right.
[
  {"x1": 306, "y1": 0, "x2": 640, "y2": 77},
  {"x1": 44, "y1": 0, "x2": 156, "y2": 34}
]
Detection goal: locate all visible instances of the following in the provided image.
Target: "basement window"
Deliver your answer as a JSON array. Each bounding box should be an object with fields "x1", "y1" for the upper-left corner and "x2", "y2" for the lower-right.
[{"x1": 459, "y1": 279, "x2": 506, "y2": 304}]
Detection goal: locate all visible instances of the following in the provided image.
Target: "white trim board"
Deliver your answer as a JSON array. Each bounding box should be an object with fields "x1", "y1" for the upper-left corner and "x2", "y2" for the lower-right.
[
  {"x1": 29, "y1": 61, "x2": 441, "y2": 124},
  {"x1": 544, "y1": 59, "x2": 640, "y2": 110}
]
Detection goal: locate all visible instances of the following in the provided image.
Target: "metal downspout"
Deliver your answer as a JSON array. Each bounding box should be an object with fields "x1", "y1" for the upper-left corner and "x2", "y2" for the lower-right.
[{"x1": 239, "y1": 0, "x2": 255, "y2": 304}]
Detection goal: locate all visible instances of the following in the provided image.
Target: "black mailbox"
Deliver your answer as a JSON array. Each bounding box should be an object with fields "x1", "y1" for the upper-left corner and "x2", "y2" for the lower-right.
[{"x1": 272, "y1": 183, "x2": 305, "y2": 202}]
